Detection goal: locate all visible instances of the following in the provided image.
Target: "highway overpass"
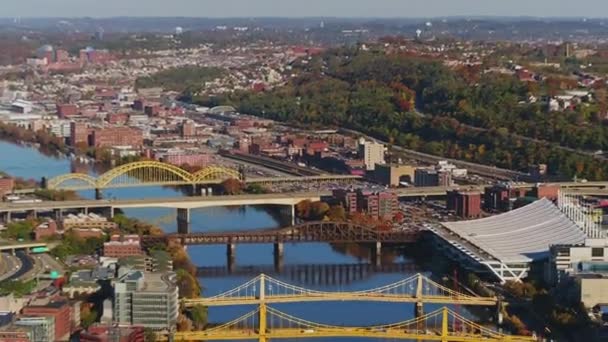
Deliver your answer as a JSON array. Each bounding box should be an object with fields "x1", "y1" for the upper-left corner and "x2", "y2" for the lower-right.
[
  {"x1": 2, "y1": 181, "x2": 607, "y2": 232},
  {"x1": 1, "y1": 181, "x2": 607, "y2": 215}
]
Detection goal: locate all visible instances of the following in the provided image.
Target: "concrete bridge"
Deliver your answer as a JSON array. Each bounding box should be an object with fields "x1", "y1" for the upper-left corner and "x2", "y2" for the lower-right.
[
  {"x1": 2, "y1": 181, "x2": 607, "y2": 232},
  {"x1": 0, "y1": 192, "x2": 323, "y2": 233}
]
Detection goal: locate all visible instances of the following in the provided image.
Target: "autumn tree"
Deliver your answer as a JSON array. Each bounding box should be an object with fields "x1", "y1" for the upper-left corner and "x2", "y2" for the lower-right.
[
  {"x1": 310, "y1": 201, "x2": 330, "y2": 220},
  {"x1": 326, "y1": 205, "x2": 346, "y2": 221},
  {"x1": 220, "y1": 178, "x2": 243, "y2": 195},
  {"x1": 295, "y1": 200, "x2": 312, "y2": 219}
]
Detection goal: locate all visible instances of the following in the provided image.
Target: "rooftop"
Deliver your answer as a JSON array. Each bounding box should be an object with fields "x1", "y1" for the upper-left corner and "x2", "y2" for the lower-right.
[{"x1": 440, "y1": 198, "x2": 587, "y2": 263}]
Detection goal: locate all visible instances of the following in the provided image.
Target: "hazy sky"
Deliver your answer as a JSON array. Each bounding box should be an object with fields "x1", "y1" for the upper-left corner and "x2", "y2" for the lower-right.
[{"x1": 3, "y1": 0, "x2": 608, "y2": 18}]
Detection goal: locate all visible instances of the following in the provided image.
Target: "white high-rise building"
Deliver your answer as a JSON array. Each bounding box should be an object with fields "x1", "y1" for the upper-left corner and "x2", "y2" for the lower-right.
[
  {"x1": 358, "y1": 138, "x2": 385, "y2": 171},
  {"x1": 113, "y1": 270, "x2": 179, "y2": 330}
]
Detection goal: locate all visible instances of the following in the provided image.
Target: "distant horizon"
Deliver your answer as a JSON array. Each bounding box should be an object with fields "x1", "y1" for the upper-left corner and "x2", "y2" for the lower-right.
[
  {"x1": 4, "y1": 0, "x2": 608, "y2": 19},
  {"x1": 2, "y1": 15, "x2": 608, "y2": 20}
]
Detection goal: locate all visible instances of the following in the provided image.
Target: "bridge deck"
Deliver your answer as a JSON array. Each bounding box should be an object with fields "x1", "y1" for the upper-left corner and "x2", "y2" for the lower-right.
[
  {"x1": 184, "y1": 294, "x2": 498, "y2": 307},
  {"x1": 170, "y1": 329, "x2": 534, "y2": 341}
]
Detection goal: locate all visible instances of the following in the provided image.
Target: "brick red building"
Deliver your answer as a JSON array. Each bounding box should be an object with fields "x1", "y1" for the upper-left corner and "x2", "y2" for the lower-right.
[
  {"x1": 22, "y1": 298, "x2": 72, "y2": 341},
  {"x1": 92, "y1": 127, "x2": 143, "y2": 148},
  {"x1": 332, "y1": 189, "x2": 358, "y2": 214},
  {"x1": 484, "y1": 185, "x2": 527, "y2": 212},
  {"x1": 106, "y1": 113, "x2": 129, "y2": 125},
  {"x1": 180, "y1": 120, "x2": 196, "y2": 138},
  {"x1": 70, "y1": 122, "x2": 89, "y2": 146},
  {"x1": 360, "y1": 192, "x2": 398, "y2": 220},
  {"x1": 80, "y1": 324, "x2": 144, "y2": 342},
  {"x1": 236, "y1": 138, "x2": 250, "y2": 154},
  {"x1": 72, "y1": 228, "x2": 105, "y2": 239},
  {"x1": 0, "y1": 177, "x2": 15, "y2": 197},
  {"x1": 34, "y1": 220, "x2": 58, "y2": 240},
  {"x1": 332, "y1": 190, "x2": 397, "y2": 220},
  {"x1": 144, "y1": 104, "x2": 161, "y2": 116},
  {"x1": 447, "y1": 190, "x2": 482, "y2": 218},
  {"x1": 531, "y1": 185, "x2": 559, "y2": 201},
  {"x1": 57, "y1": 104, "x2": 79, "y2": 118},
  {"x1": 0, "y1": 330, "x2": 30, "y2": 342},
  {"x1": 103, "y1": 235, "x2": 142, "y2": 258},
  {"x1": 55, "y1": 49, "x2": 69, "y2": 62},
  {"x1": 160, "y1": 153, "x2": 211, "y2": 167}
]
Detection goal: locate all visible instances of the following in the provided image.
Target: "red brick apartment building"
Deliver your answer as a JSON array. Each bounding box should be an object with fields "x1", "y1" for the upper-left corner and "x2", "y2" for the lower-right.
[
  {"x1": 22, "y1": 298, "x2": 72, "y2": 341},
  {"x1": 103, "y1": 235, "x2": 143, "y2": 258},
  {"x1": 92, "y1": 127, "x2": 143, "y2": 148}
]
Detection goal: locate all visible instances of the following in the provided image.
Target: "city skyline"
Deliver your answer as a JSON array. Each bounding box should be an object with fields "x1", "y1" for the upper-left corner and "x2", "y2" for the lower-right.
[{"x1": 3, "y1": 0, "x2": 608, "y2": 18}]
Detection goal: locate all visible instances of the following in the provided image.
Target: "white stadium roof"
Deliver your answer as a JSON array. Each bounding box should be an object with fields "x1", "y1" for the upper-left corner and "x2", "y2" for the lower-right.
[{"x1": 441, "y1": 198, "x2": 586, "y2": 264}]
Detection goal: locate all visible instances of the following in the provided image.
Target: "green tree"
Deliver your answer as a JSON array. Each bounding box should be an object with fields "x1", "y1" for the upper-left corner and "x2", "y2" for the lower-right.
[
  {"x1": 144, "y1": 328, "x2": 157, "y2": 342},
  {"x1": 188, "y1": 305, "x2": 208, "y2": 330}
]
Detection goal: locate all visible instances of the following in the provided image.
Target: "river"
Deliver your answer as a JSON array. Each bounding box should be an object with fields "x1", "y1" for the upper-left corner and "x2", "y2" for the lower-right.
[{"x1": 0, "y1": 140, "x2": 480, "y2": 341}]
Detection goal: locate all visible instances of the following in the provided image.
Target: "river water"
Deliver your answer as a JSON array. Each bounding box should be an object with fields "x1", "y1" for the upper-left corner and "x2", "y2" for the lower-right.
[{"x1": 0, "y1": 140, "x2": 478, "y2": 341}]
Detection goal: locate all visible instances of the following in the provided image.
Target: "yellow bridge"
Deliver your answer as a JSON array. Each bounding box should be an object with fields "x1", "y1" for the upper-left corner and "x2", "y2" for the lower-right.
[
  {"x1": 169, "y1": 274, "x2": 534, "y2": 342},
  {"x1": 44, "y1": 161, "x2": 360, "y2": 191},
  {"x1": 46, "y1": 161, "x2": 242, "y2": 191},
  {"x1": 183, "y1": 273, "x2": 498, "y2": 307}
]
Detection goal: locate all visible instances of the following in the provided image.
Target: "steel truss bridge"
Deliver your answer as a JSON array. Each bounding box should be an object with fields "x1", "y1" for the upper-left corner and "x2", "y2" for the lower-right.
[
  {"x1": 168, "y1": 274, "x2": 534, "y2": 342},
  {"x1": 44, "y1": 160, "x2": 360, "y2": 191},
  {"x1": 46, "y1": 161, "x2": 242, "y2": 191},
  {"x1": 183, "y1": 273, "x2": 498, "y2": 307},
  {"x1": 142, "y1": 221, "x2": 419, "y2": 246}
]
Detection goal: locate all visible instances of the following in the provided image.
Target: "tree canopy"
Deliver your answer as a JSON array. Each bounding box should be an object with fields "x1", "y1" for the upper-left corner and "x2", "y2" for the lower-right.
[{"x1": 198, "y1": 49, "x2": 608, "y2": 180}]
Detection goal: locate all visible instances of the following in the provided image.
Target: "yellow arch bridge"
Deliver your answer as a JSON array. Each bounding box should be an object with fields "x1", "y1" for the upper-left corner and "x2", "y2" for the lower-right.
[
  {"x1": 167, "y1": 274, "x2": 535, "y2": 342},
  {"x1": 45, "y1": 161, "x2": 243, "y2": 191}
]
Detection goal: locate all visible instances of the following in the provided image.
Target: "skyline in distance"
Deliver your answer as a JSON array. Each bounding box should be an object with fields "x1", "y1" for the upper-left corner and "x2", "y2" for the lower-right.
[{"x1": 3, "y1": 0, "x2": 608, "y2": 18}]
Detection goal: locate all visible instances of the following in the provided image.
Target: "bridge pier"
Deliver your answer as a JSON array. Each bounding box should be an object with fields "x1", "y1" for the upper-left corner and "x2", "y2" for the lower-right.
[
  {"x1": 273, "y1": 242, "x2": 284, "y2": 272},
  {"x1": 26, "y1": 210, "x2": 37, "y2": 220},
  {"x1": 1, "y1": 211, "x2": 11, "y2": 223},
  {"x1": 496, "y1": 301, "x2": 504, "y2": 325},
  {"x1": 95, "y1": 188, "x2": 103, "y2": 200},
  {"x1": 53, "y1": 209, "x2": 63, "y2": 222},
  {"x1": 415, "y1": 301, "x2": 424, "y2": 318},
  {"x1": 177, "y1": 208, "x2": 191, "y2": 234},
  {"x1": 370, "y1": 241, "x2": 382, "y2": 267},
  {"x1": 227, "y1": 243, "x2": 236, "y2": 273}
]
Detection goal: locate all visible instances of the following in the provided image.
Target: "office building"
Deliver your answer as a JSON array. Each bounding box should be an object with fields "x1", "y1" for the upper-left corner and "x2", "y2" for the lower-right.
[
  {"x1": 549, "y1": 239, "x2": 608, "y2": 284},
  {"x1": 332, "y1": 189, "x2": 358, "y2": 214},
  {"x1": 483, "y1": 184, "x2": 527, "y2": 212},
  {"x1": 358, "y1": 138, "x2": 385, "y2": 171},
  {"x1": 372, "y1": 164, "x2": 416, "y2": 187},
  {"x1": 103, "y1": 235, "x2": 143, "y2": 258},
  {"x1": 447, "y1": 190, "x2": 482, "y2": 218},
  {"x1": 113, "y1": 270, "x2": 179, "y2": 330},
  {"x1": 180, "y1": 120, "x2": 196, "y2": 138},
  {"x1": 0, "y1": 329, "x2": 30, "y2": 342},
  {"x1": 414, "y1": 168, "x2": 435, "y2": 187},
  {"x1": 92, "y1": 127, "x2": 143, "y2": 148},
  {"x1": 70, "y1": 122, "x2": 88, "y2": 146},
  {"x1": 15, "y1": 316, "x2": 55, "y2": 342},
  {"x1": 57, "y1": 104, "x2": 79, "y2": 118},
  {"x1": 0, "y1": 177, "x2": 15, "y2": 197},
  {"x1": 358, "y1": 191, "x2": 398, "y2": 220},
  {"x1": 21, "y1": 298, "x2": 70, "y2": 341}
]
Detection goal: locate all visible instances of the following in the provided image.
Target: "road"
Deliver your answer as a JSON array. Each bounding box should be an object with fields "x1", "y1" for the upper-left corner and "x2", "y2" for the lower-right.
[
  {"x1": 0, "y1": 252, "x2": 21, "y2": 281},
  {"x1": 1, "y1": 181, "x2": 608, "y2": 214},
  {"x1": 6, "y1": 251, "x2": 33, "y2": 281}
]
